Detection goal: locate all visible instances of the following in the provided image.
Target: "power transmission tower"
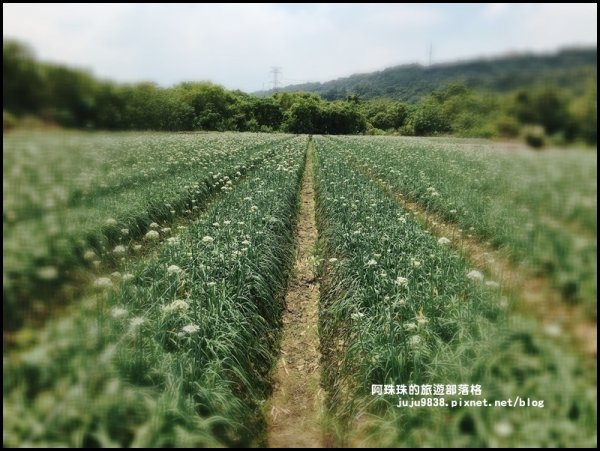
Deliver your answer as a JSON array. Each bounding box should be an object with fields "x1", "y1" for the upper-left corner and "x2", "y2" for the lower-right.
[{"x1": 270, "y1": 66, "x2": 281, "y2": 91}]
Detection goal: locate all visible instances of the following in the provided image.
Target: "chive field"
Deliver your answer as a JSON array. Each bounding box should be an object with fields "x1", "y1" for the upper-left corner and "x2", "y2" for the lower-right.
[{"x1": 3, "y1": 131, "x2": 596, "y2": 447}]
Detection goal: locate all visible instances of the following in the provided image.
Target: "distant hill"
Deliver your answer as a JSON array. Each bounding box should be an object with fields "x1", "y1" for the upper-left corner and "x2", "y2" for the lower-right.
[{"x1": 256, "y1": 47, "x2": 597, "y2": 102}]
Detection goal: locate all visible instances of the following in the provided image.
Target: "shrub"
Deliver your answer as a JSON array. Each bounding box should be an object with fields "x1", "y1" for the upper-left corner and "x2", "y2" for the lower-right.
[
  {"x1": 523, "y1": 125, "x2": 546, "y2": 149},
  {"x1": 3, "y1": 110, "x2": 17, "y2": 130}
]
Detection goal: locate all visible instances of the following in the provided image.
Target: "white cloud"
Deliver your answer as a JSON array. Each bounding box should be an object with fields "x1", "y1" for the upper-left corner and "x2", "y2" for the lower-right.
[
  {"x1": 2, "y1": 4, "x2": 596, "y2": 92},
  {"x1": 519, "y1": 3, "x2": 597, "y2": 50},
  {"x1": 484, "y1": 3, "x2": 509, "y2": 18},
  {"x1": 366, "y1": 5, "x2": 444, "y2": 27}
]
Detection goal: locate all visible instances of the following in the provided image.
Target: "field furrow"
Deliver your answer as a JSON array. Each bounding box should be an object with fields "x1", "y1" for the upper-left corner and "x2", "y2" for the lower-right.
[{"x1": 267, "y1": 139, "x2": 324, "y2": 448}]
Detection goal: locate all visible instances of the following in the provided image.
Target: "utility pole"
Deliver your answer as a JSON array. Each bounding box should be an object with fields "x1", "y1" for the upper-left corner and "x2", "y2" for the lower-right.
[{"x1": 270, "y1": 66, "x2": 281, "y2": 91}]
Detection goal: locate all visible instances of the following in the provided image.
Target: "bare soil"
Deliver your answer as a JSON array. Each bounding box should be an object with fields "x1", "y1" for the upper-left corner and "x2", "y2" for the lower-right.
[{"x1": 267, "y1": 143, "x2": 325, "y2": 448}]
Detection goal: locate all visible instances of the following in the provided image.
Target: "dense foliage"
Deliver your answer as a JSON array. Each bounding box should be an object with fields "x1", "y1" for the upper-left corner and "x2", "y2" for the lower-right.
[
  {"x1": 3, "y1": 40, "x2": 364, "y2": 135},
  {"x1": 258, "y1": 47, "x2": 596, "y2": 101},
  {"x1": 3, "y1": 39, "x2": 597, "y2": 143}
]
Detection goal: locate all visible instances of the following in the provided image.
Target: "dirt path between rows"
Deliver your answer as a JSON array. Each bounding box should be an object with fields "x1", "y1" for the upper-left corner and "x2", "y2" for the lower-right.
[
  {"x1": 354, "y1": 161, "x2": 597, "y2": 358},
  {"x1": 267, "y1": 141, "x2": 324, "y2": 448}
]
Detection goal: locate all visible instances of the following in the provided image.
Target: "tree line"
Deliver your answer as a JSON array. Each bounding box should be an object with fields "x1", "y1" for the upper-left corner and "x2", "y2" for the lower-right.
[
  {"x1": 3, "y1": 39, "x2": 596, "y2": 145},
  {"x1": 257, "y1": 47, "x2": 597, "y2": 103}
]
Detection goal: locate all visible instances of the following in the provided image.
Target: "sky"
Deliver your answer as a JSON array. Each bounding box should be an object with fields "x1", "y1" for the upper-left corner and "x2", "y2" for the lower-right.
[{"x1": 3, "y1": 3, "x2": 597, "y2": 92}]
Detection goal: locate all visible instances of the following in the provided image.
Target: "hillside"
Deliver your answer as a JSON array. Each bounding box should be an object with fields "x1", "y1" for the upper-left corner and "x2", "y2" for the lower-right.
[{"x1": 257, "y1": 47, "x2": 597, "y2": 102}]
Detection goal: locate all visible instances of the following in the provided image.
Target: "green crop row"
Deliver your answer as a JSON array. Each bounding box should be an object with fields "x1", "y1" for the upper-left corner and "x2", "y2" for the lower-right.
[
  {"x1": 3, "y1": 132, "x2": 287, "y2": 223},
  {"x1": 4, "y1": 132, "x2": 292, "y2": 329},
  {"x1": 3, "y1": 136, "x2": 307, "y2": 447},
  {"x1": 313, "y1": 137, "x2": 596, "y2": 447},
  {"x1": 324, "y1": 135, "x2": 597, "y2": 314}
]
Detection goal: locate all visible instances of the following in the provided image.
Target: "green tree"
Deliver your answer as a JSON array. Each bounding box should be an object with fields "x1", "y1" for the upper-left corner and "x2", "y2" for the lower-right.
[
  {"x1": 3, "y1": 40, "x2": 45, "y2": 114},
  {"x1": 324, "y1": 101, "x2": 367, "y2": 134},
  {"x1": 534, "y1": 87, "x2": 569, "y2": 135},
  {"x1": 43, "y1": 65, "x2": 99, "y2": 127},
  {"x1": 569, "y1": 79, "x2": 597, "y2": 144},
  {"x1": 283, "y1": 97, "x2": 324, "y2": 134},
  {"x1": 410, "y1": 101, "x2": 450, "y2": 136},
  {"x1": 249, "y1": 97, "x2": 283, "y2": 129}
]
